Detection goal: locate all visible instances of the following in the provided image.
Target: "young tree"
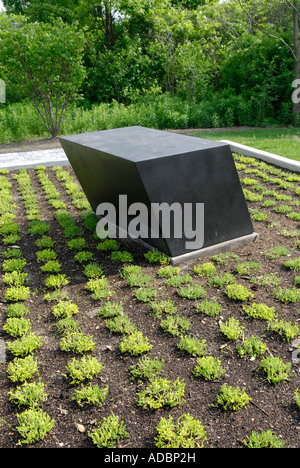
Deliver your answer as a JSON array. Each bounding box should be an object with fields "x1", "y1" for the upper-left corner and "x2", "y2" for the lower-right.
[
  {"x1": 0, "y1": 15, "x2": 86, "y2": 136},
  {"x1": 237, "y1": 0, "x2": 299, "y2": 123}
]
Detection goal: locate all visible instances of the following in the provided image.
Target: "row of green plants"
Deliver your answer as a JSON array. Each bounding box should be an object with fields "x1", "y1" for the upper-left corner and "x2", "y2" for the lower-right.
[
  {"x1": 1, "y1": 156, "x2": 300, "y2": 447},
  {"x1": 0, "y1": 170, "x2": 55, "y2": 446}
]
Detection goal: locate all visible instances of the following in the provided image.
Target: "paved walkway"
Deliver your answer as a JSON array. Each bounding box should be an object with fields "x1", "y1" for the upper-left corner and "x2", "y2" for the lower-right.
[{"x1": 0, "y1": 147, "x2": 69, "y2": 170}]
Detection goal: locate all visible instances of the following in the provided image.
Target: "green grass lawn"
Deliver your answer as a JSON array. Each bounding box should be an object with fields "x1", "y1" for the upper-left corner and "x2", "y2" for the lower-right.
[{"x1": 189, "y1": 128, "x2": 300, "y2": 162}]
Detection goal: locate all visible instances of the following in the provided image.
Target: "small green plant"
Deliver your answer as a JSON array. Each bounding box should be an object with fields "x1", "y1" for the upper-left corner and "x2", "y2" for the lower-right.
[
  {"x1": 88, "y1": 412, "x2": 128, "y2": 448},
  {"x1": 36, "y1": 249, "x2": 57, "y2": 263},
  {"x1": 40, "y1": 260, "x2": 62, "y2": 273},
  {"x1": 105, "y1": 314, "x2": 137, "y2": 335},
  {"x1": 225, "y1": 283, "x2": 253, "y2": 302},
  {"x1": 98, "y1": 301, "x2": 123, "y2": 318},
  {"x1": 208, "y1": 273, "x2": 236, "y2": 289},
  {"x1": 16, "y1": 409, "x2": 55, "y2": 445},
  {"x1": 97, "y1": 239, "x2": 120, "y2": 251},
  {"x1": 284, "y1": 257, "x2": 300, "y2": 272},
  {"x1": 111, "y1": 250, "x2": 134, "y2": 263},
  {"x1": 126, "y1": 271, "x2": 152, "y2": 288},
  {"x1": 268, "y1": 319, "x2": 299, "y2": 342},
  {"x1": 3, "y1": 271, "x2": 28, "y2": 287},
  {"x1": 67, "y1": 238, "x2": 87, "y2": 251},
  {"x1": 72, "y1": 384, "x2": 108, "y2": 407},
  {"x1": 7, "y1": 333, "x2": 43, "y2": 357},
  {"x1": 259, "y1": 357, "x2": 291, "y2": 385},
  {"x1": 64, "y1": 356, "x2": 104, "y2": 384},
  {"x1": 215, "y1": 384, "x2": 251, "y2": 411},
  {"x1": 212, "y1": 252, "x2": 239, "y2": 265},
  {"x1": 144, "y1": 249, "x2": 169, "y2": 265},
  {"x1": 236, "y1": 336, "x2": 267, "y2": 358},
  {"x1": 235, "y1": 261, "x2": 261, "y2": 276},
  {"x1": 9, "y1": 381, "x2": 48, "y2": 408},
  {"x1": 155, "y1": 414, "x2": 207, "y2": 448},
  {"x1": 129, "y1": 356, "x2": 165, "y2": 381},
  {"x1": 2, "y1": 258, "x2": 27, "y2": 272},
  {"x1": 56, "y1": 318, "x2": 81, "y2": 335},
  {"x1": 177, "y1": 335, "x2": 207, "y2": 357},
  {"x1": 164, "y1": 274, "x2": 192, "y2": 287},
  {"x1": 295, "y1": 389, "x2": 300, "y2": 410},
  {"x1": 60, "y1": 331, "x2": 96, "y2": 354},
  {"x1": 119, "y1": 331, "x2": 153, "y2": 356},
  {"x1": 44, "y1": 274, "x2": 69, "y2": 290},
  {"x1": 177, "y1": 284, "x2": 206, "y2": 300},
  {"x1": 219, "y1": 317, "x2": 244, "y2": 341},
  {"x1": 157, "y1": 265, "x2": 181, "y2": 278},
  {"x1": 243, "y1": 302, "x2": 277, "y2": 321},
  {"x1": 242, "y1": 430, "x2": 287, "y2": 448},
  {"x1": 6, "y1": 303, "x2": 29, "y2": 318},
  {"x1": 7, "y1": 355, "x2": 38, "y2": 383},
  {"x1": 194, "y1": 262, "x2": 216, "y2": 278},
  {"x1": 52, "y1": 300, "x2": 79, "y2": 319},
  {"x1": 195, "y1": 299, "x2": 222, "y2": 317},
  {"x1": 2, "y1": 248, "x2": 21, "y2": 259},
  {"x1": 136, "y1": 377, "x2": 185, "y2": 409},
  {"x1": 134, "y1": 286, "x2": 158, "y2": 303},
  {"x1": 264, "y1": 246, "x2": 290, "y2": 259},
  {"x1": 193, "y1": 356, "x2": 226, "y2": 381},
  {"x1": 74, "y1": 251, "x2": 94, "y2": 264},
  {"x1": 27, "y1": 220, "x2": 50, "y2": 236},
  {"x1": 150, "y1": 300, "x2": 178, "y2": 318},
  {"x1": 3, "y1": 317, "x2": 31, "y2": 337},
  {"x1": 160, "y1": 315, "x2": 191, "y2": 336},
  {"x1": 34, "y1": 236, "x2": 55, "y2": 249},
  {"x1": 5, "y1": 286, "x2": 31, "y2": 302},
  {"x1": 273, "y1": 287, "x2": 300, "y2": 304},
  {"x1": 83, "y1": 263, "x2": 104, "y2": 278}
]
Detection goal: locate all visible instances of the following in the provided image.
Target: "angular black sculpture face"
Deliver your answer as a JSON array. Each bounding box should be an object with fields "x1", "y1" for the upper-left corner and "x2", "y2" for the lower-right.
[{"x1": 59, "y1": 126, "x2": 255, "y2": 259}]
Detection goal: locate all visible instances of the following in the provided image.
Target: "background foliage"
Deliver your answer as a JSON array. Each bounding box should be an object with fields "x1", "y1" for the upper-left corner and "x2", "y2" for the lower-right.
[{"x1": 0, "y1": 0, "x2": 298, "y2": 139}]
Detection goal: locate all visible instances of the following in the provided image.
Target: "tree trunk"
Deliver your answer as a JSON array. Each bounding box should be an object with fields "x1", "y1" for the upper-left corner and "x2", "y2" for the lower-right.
[{"x1": 292, "y1": 1, "x2": 300, "y2": 123}]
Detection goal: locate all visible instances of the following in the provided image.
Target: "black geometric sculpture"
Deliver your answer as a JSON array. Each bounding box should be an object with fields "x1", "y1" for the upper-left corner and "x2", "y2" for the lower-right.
[{"x1": 59, "y1": 126, "x2": 258, "y2": 263}]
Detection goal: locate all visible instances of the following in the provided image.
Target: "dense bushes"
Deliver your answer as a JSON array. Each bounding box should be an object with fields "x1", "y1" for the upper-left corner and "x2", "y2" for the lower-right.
[{"x1": 0, "y1": 92, "x2": 294, "y2": 144}]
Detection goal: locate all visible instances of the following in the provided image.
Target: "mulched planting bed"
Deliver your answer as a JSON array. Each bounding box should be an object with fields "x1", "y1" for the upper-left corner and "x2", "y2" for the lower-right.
[{"x1": 0, "y1": 153, "x2": 299, "y2": 448}]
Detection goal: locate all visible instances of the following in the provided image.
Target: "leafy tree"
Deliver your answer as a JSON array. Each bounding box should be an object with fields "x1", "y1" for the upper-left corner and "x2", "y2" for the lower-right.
[{"x1": 0, "y1": 15, "x2": 86, "y2": 136}]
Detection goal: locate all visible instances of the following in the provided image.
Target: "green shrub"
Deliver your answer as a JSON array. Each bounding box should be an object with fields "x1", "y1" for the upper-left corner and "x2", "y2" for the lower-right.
[
  {"x1": 36, "y1": 249, "x2": 57, "y2": 263},
  {"x1": 9, "y1": 381, "x2": 48, "y2": 408},
  {"x1": 7, "y1": 355, "x2": 38, "y2": 383},
  {"x1": 7, "y1": 333, "x2": 43, "y2": 357},
  {"x1": 5, "y1": 286, "x2": 31, "y2": 302},
  {"x1": 194, "y1": 262, "x2": 216, "y2": 278},
  {"x1": 136, "y1": 377, "x2": 185, "y2": 409},
  {"x1": 259, "y1": 357, "x2": 291, "y2": 385},
  {"x1": 225, "y1": 283, "x2": 254, "y2": 301},
  {"x1": 44, "y1": 274, "x2": 69, "y2": 290},
  {"x1": 98, "y1": 301, "x2": 123, "y2": 318},
  {"x1": 119, "y1": 331, "x2": 153, "y2": 356},
  {"x1": 3, "y1": 317, "x2": 31, "y2": 337},
  {"x1": 111, "y1": 251, "x2": 134, "y2": 263},
  {"x1": 16, "y1": 409, "x2": 55, "y2": 445},
  {"x1": 176, "y1": 335, "x2": 207, "y2": 357},
  {"x1": 105, "y1": 314, "x2": 137, "y2": 335},
  {"x1": 155, "y1": 414, "x2": 207, "y2": 448},
  {"x1": 235, "y1": 261, "x2": 261, "y2": 276},
  {"x1": 219, "y1": 317, "x2": 244, "y2": 341},
  {"x1": 177, "y1": 284, "x2": 206, "y2": 300},
  {"x1": 195, "y1": 299, "x2": 222, "y2": 317},
  {"x1": 236, "y1": 336, "x2": 267, "y2": 358},
  {"x1": 144, "y1": 249, "x2": 169, "y2": 265},
  {"x1": 193, "y1": 356, "x2": 226, "y2": 381},
  {"x1": 73, "y1": 384, "x2": 108, "y2": 407},
  {"x1": 52, "y1": 300, "x2": 79, "y2": 319},
  {"x1": 6, "y1": 303, "x2": 29, "y2": 318},
  {"x1": 216, "y1": 384, "x2": 252, "y2": 411},
  {"x1": 88, "y1": 412, "x2": 128, "y2": 448},
  {"x1": 242, "y1": 430, "x2": 287, "y2": 448},
  {"x1": 160, "y1": 315, "x2": 191, "y2": 336},
  {"x1": 243, "y1": 302, "x2": 277, "y2": 321},
  {"x1": 64, "y1": 356, "x2": 104, "y2": 384},
  {"x1": 273, "y1": 287, "x2": 300, "y2": 303},
  {"x1": 40, "y1": 260, "x2": 62, "y2": 273},
  {"x1": 129, "y1": 356, "x2": 165, "y2": 381},
  {"x1": 60, "y1": 331, "x2": 96, "y2": 354},
  {"x1": 268, "y1": 319, "x2": 299, "y2": 342},
  {"x1": 284, "y1": 257, "x2": 300, "y2": 271},
  {"x1": 150, "y1": 300, "x2": 178, "y2": 317}
]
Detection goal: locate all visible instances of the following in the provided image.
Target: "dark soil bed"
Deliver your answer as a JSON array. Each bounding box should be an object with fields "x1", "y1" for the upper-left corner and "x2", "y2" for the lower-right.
[{"x1": 0, "y1": 154, "x2": 299, "y2": 449}]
